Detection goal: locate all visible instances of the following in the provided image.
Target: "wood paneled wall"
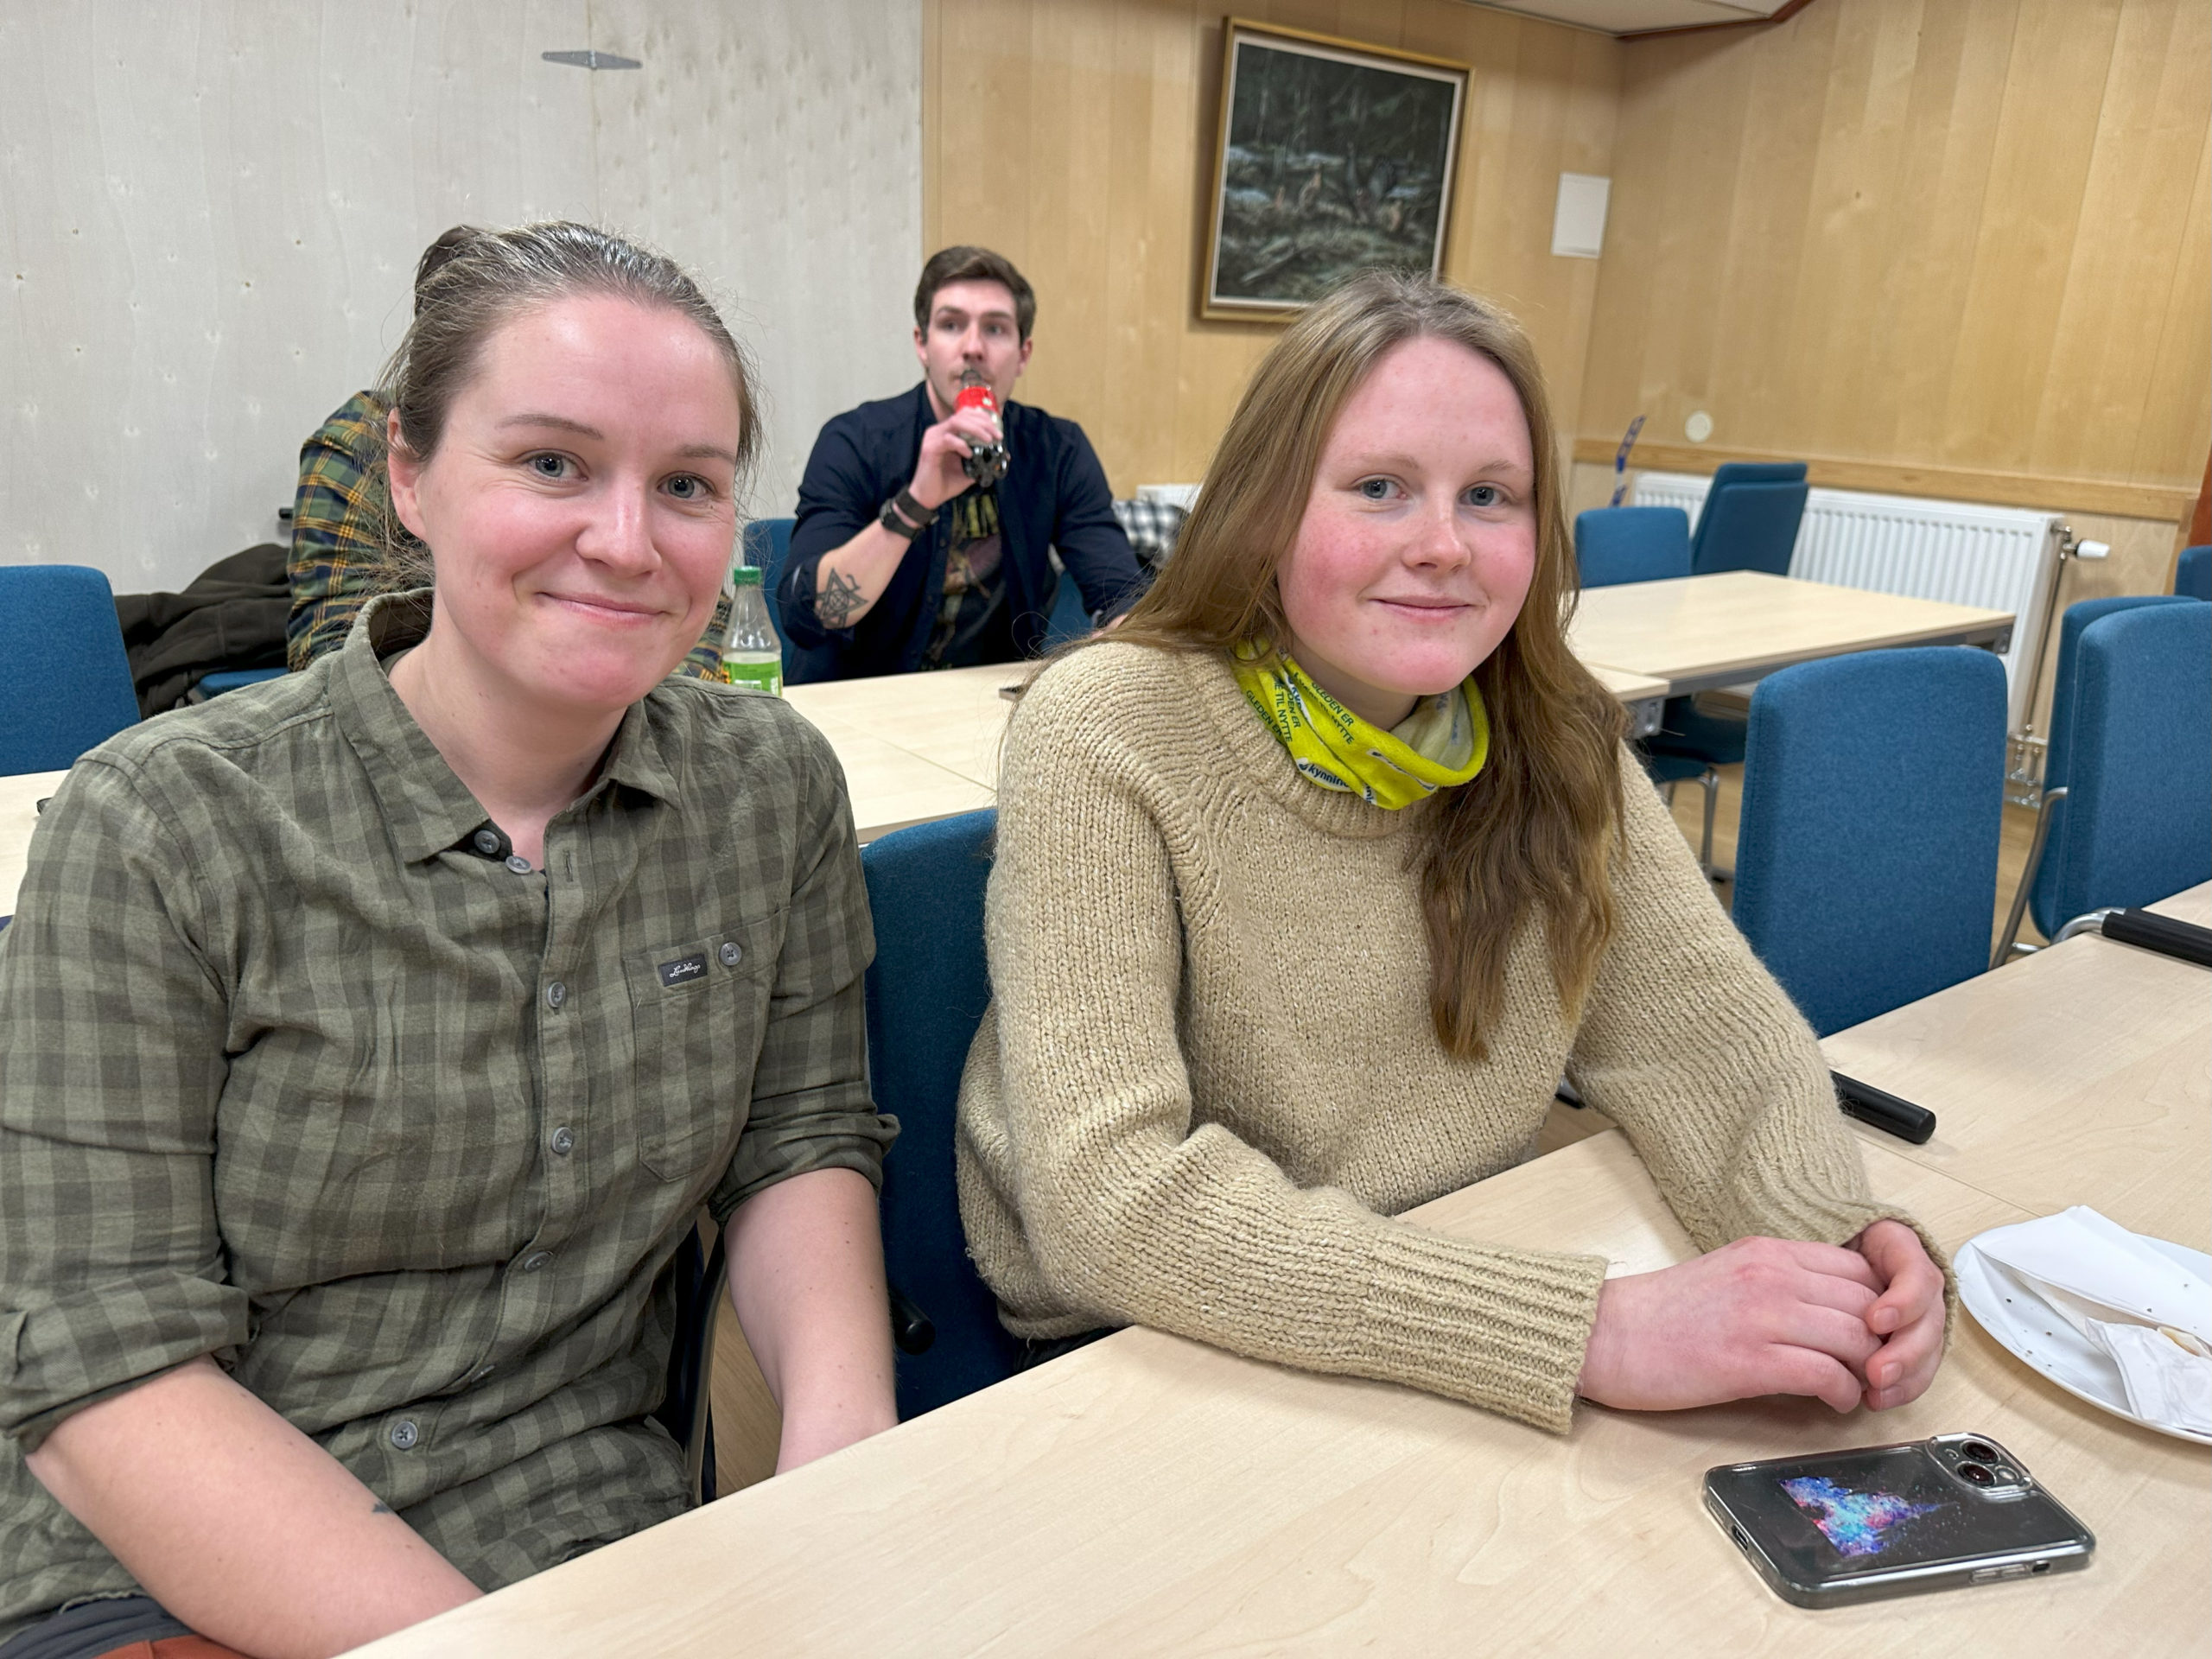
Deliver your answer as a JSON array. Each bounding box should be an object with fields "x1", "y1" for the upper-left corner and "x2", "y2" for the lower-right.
[
  {"x1": 0, "y1": 0, "x2": 922, "y2": 593},
  {"x1": 923, "y1": 0, "x2": 1623, "y2": 494},
  {"x1": 1577, "y1": 0, "x2": 2210, "y2": 524}
]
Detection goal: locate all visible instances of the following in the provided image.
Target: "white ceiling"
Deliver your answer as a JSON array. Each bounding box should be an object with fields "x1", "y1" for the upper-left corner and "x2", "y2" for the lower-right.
[{"x1": 1463, "y1": 0, "x2": 1791, "y2": 36}]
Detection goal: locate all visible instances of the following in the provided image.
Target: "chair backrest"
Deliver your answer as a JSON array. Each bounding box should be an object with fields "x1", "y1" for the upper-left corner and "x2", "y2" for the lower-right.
[
  {"x1": 1732, "y1": 647, "x2": 2007, "y2": 1036},
  {"x1": 744, "y1": 515, "x2": 845, "y2": 685},
  {"x1": 2037, "y1": 595, "x2": 2196, "y2": 798},
  {"x1": 1688, "y1": 461, "x2": 1809, "y2": 577},
  {"x1": 741, "y1": 515, "x2": 796, "y2": 650},
  {"x1": 2027, "y1": 594, "x2": 2196, "y2": 939},
  {"x1": 0, "y1": 565, "x2": 142, "y2": 774},
  {"x1": 2031, "y1": 602, "x2": 2212, "y2": 937},
  {"x1": 2176, "y1": 543, "x2": 2211, "y2": 601},
  {"x1": 1041, "y1": 566, "x2": 1091, "y2": 651},
  {"x1": 653, "y1": 1224, "x2": 724, "y2": 1505},
  {"x1": 1575, "y1": 506, "x2": 1692, "y2": 588},
  {"x1": 861, "y1": 809, "x2": 1022, "y2": 1418}
]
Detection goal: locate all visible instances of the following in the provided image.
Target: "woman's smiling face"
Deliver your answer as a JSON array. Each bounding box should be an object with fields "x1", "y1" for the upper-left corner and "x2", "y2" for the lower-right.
[
  {"x1": 1275, "y1": 334, "x2": 1538, "y2": 730},
  {"x1": 386, "y1": 292, "x2": 743, "y2": 714}
]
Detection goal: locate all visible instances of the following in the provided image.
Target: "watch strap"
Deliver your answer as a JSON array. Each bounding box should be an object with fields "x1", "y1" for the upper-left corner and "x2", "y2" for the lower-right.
[{"x1": 880, "y1": 496, "x2": 926, "y2": 540}]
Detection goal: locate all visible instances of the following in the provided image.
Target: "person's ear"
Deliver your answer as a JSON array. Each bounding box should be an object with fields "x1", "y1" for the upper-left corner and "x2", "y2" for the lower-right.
[
  {"x1": 913, "y1": 325, "x2": 929, "y2": 370},
  {"x1": 1014, "y1": 334, "x2": 1033, "y2": 378},
  {"x1": 385, "y1": 408, "x2": 430, "y2": 543}
]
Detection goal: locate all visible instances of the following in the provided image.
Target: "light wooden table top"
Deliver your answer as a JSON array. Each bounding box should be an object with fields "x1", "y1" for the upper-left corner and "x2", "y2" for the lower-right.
[
  {"x1": 1823, "y1": 880, "x2": 2212, "y2": 1246},
  {"x1": 789, "y1": 659, "x2": 1673, "y2": 841},
  {"x1": 1568, "y1": 571, "x2": 2016, "y2": 697},
  {"x1": 349, "y1": 1126, "x2": 2206, "y2": 1657},
  {"x1": 787, "y1": 664, "x2": 1016, "y2": 794},
  {"x1": 0, "y1": 769, "x2": 65, "y2": 919}
]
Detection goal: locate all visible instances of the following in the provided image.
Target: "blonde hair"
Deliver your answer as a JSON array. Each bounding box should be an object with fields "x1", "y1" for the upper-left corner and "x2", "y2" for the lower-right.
[{"x1": 1108, "y1": 270, "x2": 1625, "y2": 1058}]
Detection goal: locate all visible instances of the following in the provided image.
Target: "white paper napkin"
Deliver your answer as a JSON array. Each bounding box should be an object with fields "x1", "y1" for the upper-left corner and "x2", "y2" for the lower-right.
[
  {"x1": 2088, "y1": 1321, "x2": 2212, "y2": 1433},
  {"x1": 1971, "y1": 1205, "x2": 2212, "y2": 1436}
]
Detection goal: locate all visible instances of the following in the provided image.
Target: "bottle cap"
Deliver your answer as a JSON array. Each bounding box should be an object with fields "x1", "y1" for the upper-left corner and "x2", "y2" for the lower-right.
[{"x1": 731, "y1": 564, "x2": 764, "y2": 586}]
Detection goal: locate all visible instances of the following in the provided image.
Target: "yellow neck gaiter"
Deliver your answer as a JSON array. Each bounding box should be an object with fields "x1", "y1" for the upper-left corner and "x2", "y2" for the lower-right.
[{"x1": 1230, "y1": 644, "x2": 1490, "y2": 809}]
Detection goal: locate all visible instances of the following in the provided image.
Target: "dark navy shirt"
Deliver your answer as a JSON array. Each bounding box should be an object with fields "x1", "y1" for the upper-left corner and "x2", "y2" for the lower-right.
[{"x1": 779, "y1": 383, "x2": 1146, "y2": 681}]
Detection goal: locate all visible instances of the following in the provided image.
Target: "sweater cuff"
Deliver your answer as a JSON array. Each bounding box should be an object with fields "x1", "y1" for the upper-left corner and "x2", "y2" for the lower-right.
[{"x1": 1355, "y1": 1227, "x2": 1611, "y2": 1435}]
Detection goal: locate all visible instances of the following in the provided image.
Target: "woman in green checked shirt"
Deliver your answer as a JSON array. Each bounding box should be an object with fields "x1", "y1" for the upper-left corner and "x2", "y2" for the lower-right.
[{"x1": 0, "y1": 225, "x2": 898, "y2": 1659}]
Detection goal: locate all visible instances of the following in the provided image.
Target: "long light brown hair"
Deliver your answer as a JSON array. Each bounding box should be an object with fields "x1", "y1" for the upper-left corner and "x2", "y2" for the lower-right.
[{"x1": 1108, "y1": 270, "x2": 1625, "y2": 1058}]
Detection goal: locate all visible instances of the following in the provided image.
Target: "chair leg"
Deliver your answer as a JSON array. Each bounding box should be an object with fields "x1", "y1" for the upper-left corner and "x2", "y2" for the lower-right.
[
  {"x1": 1993, "y1": 785, "x2": 2067, "y2": 969},
  {"x1": 1662, "y1": 780, "x2": 1678, "y2": 806},
  {"x1": 684, "y1": 1232, "x2": 727, "y2": 1506},
  {"x1": 1697, "y1": 766, "x2": 1721, "y2": 880}
]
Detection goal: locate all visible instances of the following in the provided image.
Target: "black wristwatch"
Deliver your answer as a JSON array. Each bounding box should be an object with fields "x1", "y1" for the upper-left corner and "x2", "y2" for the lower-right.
[{"x1": 880, "y1": 488, "x2": 938, "y2": 541}]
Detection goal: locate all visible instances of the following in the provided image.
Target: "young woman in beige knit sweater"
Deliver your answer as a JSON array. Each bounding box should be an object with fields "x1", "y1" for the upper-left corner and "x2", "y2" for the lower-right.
[{"x1": 954, "y1": 272, "x2": 1947, "y2": 1435}]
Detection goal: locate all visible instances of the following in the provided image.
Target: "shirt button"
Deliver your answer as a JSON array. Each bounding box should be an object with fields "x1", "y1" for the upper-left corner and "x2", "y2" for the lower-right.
[
  {"x1": 545, "y1": 982, "x2": 567, "y2": 1010},
  {"x1": 505, "y1": 854, "x2": 533, "y2": 874},
  {"x1": 718, "y1": 941, "x2": 742, "y2": 967},
  {"x1": 390, "y1": 1419, "x2": 419, "y2": 1451},
  {"x1": 472, "y1": 829, "x2": 502, "y2": 857},
  {"x1": 550, "y1": 1126, "x2": 575, "y2": 1156},
  {"x1": 522, "y1": 1250, "x2": 553, "y2": 1273}
]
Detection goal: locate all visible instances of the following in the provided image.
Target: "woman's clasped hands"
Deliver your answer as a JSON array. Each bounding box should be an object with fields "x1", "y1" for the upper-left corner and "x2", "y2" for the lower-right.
[{"x1": 1576, "y1": 1219, "x2": 1946, "y2": 1415}]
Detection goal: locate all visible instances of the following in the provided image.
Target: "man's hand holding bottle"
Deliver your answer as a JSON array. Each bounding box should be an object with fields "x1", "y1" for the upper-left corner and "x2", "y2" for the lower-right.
[{"x1": 910, "y1": 378, "x2": 1005, "y2": 512}]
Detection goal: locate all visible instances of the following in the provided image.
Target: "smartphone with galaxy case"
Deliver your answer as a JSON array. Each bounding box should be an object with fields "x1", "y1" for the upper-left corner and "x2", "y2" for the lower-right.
[{"x1": 1702, "y1": 1433, "x2": 2094, "y2": 1608}]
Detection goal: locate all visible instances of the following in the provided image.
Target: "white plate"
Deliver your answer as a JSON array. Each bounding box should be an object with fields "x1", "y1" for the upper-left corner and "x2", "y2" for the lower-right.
[{"x1": 1956, "y1": 1230, "x2": 2212, "y2": 1446}]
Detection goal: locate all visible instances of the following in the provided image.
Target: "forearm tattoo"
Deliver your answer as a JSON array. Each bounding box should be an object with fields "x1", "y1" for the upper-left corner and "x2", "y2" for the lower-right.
[{"x1": 816, "y1": 568, "x2": 864, "y2": 629}]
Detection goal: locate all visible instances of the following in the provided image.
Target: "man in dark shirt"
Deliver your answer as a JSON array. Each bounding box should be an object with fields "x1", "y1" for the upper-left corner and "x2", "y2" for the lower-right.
[{"x1": 777, "y1": 247, "x2": 1146, "y2": 680}]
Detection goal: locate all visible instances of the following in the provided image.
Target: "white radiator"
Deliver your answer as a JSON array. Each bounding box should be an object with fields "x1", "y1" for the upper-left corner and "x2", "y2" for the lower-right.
[{"x1": 1632, "y1": 471, "x2": 2059, "y2": 734}]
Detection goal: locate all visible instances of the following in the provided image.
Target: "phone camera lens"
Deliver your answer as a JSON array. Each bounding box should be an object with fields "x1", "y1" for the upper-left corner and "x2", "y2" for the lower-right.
[
  {"x1": 1959, "y1": 1461, "x2": 1995, "y2": 1487},
  {"x1": 1993, "y1": 1466, "x2": 2018, "y2": 1483},
  {"x1": 1960, "y1": 1440, "x2": 2000, "y2": 1462}
]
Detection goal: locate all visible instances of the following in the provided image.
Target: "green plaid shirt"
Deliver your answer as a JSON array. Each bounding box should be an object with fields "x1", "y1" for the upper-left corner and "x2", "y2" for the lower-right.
[
  {"x1": 286, "y1": 391, "x2": 730, "y2": 679},
  {"x1": 0, "y1": 593, "x2": 892, "y2": 1638}
]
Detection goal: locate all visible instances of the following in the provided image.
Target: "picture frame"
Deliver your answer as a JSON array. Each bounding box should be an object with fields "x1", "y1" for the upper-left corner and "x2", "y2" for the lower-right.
[{"x1": 1200, "y1": 19, "x2": 1470, "y2": 321}]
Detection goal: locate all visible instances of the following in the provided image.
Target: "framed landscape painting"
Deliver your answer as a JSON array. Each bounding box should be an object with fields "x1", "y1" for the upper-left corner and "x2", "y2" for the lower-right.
[{"x1": 1201, "y1": 19, "x2": 1469, "y2": 321}]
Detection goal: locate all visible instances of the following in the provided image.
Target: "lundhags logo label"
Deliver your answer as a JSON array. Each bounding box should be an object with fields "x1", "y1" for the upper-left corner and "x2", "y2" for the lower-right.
[{"x1": 657, "y1": 951, "x2": 709, "y2": 989}]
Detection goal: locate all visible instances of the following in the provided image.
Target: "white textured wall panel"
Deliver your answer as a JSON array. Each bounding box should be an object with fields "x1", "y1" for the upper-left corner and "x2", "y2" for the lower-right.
[{"x1": 0, "y1": 0, "x2": 921, "y2": 594}]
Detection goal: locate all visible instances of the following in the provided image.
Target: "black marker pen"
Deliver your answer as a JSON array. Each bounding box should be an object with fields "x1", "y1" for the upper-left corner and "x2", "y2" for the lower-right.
[{"x1": 1831, "y1": 1071, "x2": 1936, "y2": 1145}]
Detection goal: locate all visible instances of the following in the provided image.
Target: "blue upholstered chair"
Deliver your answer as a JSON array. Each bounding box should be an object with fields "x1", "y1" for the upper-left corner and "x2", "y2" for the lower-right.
[
  {"x1": 1732, "y1": 648, "x2": 2007, "y2": 1037},
  {"x1": 0, "y1": 565, "x2": 142, "y2": 775},
  {"x1": 2176, "y1": 544, "x2": 2210, "y2": 601},
  {"x1": 861, "y1": 809, "x2": 1023, "y2": 1419},
  {"x1": 1041, "y1": 564, "x2": 1091, "y2": 652},
  {"x1": 740, "y1": 516, "x2": 797, "y2": 669},
  {"x1": 2000, "y1": 602, "x2": 2211, "y2": 953},
  {"x1": 1994, "y1": 594, "x2": 2198, "y2": 959},
  {"x1": 2037, "y1": 596, "x2": 2196, "y2": 819},
  {"x1": 1641, "y1": 467, "x2": 1810, "y2": 804},
  {"x1": 194, "y1": 667, "x2": 288, "y2": 699},
  {"x1": 1575, "y1": 505, "x2": 1691, "y2": 588},
  {"x1": 654, "y1": 1225, "x2": 723, "y2": 1505},
  {"x1": 1688, "y1": 461, "x2": 1809, "y2": 577},
  {"x1": 742, "y1": 515, "x2": 844, "y2": 685},
  {"x1": 1575, "y1": 506, "x2": 1722, "y2": 871}
]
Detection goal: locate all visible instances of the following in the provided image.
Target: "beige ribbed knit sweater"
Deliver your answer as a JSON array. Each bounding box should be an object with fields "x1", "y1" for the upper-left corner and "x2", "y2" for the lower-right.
[{"x1": 956, "y1": 642, "x2": 1931, "y2": 1433}]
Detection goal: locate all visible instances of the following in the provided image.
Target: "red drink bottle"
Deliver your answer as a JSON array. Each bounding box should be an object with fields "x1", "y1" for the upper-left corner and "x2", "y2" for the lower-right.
[{"x1": 956, "y1": 382, "x2": 1008, "y2": 487}]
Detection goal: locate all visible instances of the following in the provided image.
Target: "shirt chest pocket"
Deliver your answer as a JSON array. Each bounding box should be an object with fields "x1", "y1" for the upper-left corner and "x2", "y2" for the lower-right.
[{"x1": 625, "y1": 920, "x2": 778, "y2": 1183}]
